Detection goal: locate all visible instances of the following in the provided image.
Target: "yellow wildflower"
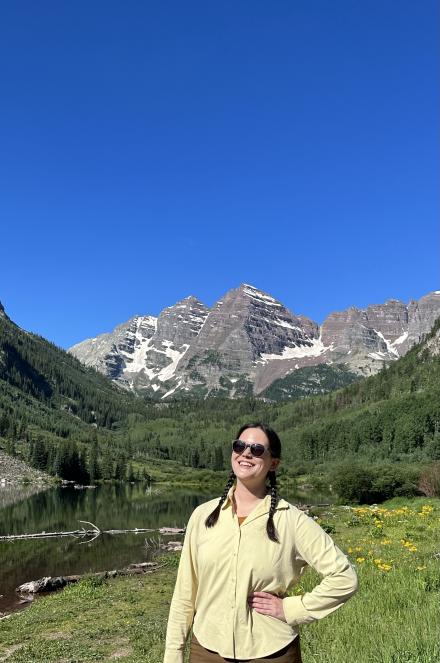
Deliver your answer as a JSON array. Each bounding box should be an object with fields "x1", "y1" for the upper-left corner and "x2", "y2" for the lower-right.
[{"x1": 356, "y1": 557, "x2": 365, "y2": 563}]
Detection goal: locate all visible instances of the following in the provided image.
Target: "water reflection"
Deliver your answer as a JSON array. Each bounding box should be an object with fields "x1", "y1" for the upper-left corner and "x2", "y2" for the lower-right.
[
  {"x1": 0, "y1": 483, "x2": 330, "y2": 616},
  {"x1": 0, "y1": 484, "x2": 213, "y2": 615}
]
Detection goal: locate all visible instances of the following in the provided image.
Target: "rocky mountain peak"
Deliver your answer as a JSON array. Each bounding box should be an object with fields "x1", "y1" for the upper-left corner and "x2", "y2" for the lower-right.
[
  {"x1": 154, "y1": 296, "x2": 208, "y2": 347},
  {"x1": 0, "y1": 301, "x2": 6, "y2": 319},
  {"x1": 68, "y1": 286, "x2": 440, "y2": 401}
]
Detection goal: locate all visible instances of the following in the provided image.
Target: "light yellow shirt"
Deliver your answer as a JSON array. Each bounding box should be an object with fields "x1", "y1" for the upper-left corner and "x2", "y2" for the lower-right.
[{"x1": 164, "y1": 487, "x2": 358, "y2": 663}]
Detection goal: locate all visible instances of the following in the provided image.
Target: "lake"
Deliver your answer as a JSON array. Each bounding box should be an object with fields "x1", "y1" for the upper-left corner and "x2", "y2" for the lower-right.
[{"x1": 0, "y1": 483, "x2": 331, "y2": 616}]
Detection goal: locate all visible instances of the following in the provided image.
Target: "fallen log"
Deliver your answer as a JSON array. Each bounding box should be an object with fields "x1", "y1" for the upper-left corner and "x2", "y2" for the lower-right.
[
  {"x1": 16, "y1": 562, "x2": 160, "y2": 594},
  {"x1": 0, "y1": 521, "x2": 185, "y2": 541},
  {"x1": 159, "y1": 527, "x2": 185, "y2": 535}
]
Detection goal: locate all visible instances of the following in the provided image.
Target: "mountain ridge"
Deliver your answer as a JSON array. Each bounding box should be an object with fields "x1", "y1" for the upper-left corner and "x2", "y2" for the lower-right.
[{"x1": 68, "y1": 285, "x2": 440, "y2": 400}]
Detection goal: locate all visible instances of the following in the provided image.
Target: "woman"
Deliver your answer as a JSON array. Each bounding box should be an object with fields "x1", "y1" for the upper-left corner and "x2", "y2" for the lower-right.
[{"x1": 164, "y1": 423, "x2": 358, "y2": 663}]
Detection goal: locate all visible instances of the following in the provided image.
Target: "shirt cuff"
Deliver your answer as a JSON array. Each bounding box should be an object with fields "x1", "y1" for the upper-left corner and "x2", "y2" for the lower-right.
[
  {"x1": 163, "y1": 649, "x2": 183, "y2": 663},
  {"x1": 282, "y1": 596, "x2": 316, "y2": 626}
]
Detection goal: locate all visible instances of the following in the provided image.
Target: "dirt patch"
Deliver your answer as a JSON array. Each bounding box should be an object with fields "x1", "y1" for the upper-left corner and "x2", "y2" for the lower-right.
[
  {"x1": 110, "y1": 646, "x2": 133, "y2": 659},
  {"x1": 0, "y1": 645, "x2": 23, "y2": 662}
]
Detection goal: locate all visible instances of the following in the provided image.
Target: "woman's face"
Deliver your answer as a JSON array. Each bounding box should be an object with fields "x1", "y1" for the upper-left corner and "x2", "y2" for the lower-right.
[{"x1": 231, "y1": 427, "x2": 280, "y2": 487}]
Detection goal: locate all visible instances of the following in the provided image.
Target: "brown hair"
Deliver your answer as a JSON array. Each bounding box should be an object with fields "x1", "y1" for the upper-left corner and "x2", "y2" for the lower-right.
[{"x1": 204, "y1": 423, "x2": 281, "y2": 542}]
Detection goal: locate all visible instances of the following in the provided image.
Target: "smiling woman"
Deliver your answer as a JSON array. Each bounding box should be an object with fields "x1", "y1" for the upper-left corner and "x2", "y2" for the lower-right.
[{"x1": 164, "y1": 423, "x2": 358, "y2": 663}]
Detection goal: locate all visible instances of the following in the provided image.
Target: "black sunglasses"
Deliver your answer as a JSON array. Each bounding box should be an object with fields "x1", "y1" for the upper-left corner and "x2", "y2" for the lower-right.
[{"x1": 232, "y1": 439, "x2": 270, "y2": 458}]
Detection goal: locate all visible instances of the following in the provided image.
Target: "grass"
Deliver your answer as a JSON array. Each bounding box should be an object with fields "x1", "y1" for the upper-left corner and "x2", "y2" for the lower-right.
[{"x1": 0, "y1": 497, "x2": 439, "y2": 662}]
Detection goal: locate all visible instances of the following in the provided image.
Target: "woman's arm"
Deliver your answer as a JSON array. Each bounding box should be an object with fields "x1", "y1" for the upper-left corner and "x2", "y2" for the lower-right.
[
  {"x1": 164, "y1": 511, "x2": 199, "y2": 663},
  {"x1": 282, "y1": 508, "x2": 358, "y2": 626}
]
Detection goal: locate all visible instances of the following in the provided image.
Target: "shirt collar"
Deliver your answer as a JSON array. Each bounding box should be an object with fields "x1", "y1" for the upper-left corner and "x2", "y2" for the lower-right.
[{"x1": 221, "y1": 483, "x2": 289, "y2": 517}]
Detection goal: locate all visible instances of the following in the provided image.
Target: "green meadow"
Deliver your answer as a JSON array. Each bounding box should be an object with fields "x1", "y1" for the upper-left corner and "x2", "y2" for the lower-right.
[{"x1": 0, "y1": 497, "x2": 439, "y2": 663}]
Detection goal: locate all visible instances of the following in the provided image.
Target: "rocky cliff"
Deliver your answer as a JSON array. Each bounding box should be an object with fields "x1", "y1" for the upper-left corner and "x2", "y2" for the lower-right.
[{"x1": 68, "y1": 286, "x2": 440, "y2": 400}]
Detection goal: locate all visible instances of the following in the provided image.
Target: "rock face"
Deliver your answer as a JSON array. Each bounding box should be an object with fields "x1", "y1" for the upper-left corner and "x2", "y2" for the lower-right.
[
  {"x1": 406, "y1": 292, "x2": 440, "y2": 352},
  {"x1": 69, "y1": 297, "x2": 209, "y2": 393},
  {"x1": 176, "y1": 285, "x2": 320, "y2": 397},
  {"x1": 68, "y1": 286, "x2": 440, "y2": 400}
]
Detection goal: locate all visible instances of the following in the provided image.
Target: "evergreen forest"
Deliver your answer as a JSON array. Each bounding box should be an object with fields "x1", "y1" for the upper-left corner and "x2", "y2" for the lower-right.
[{"x1": 1, "y1": 309, "x2": 439, "y2": 498}]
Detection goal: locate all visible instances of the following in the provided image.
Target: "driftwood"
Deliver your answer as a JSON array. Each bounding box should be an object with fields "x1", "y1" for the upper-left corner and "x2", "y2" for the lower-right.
[
  {"x1": 162, "y1": 540, "x2": 183, "y2": 551},
  {"x1": 16, "y1": 562, "x2": 161, "y2": 594},
  {"x1": 1, "y1": 520, "x2": 185, "y2": 542}
]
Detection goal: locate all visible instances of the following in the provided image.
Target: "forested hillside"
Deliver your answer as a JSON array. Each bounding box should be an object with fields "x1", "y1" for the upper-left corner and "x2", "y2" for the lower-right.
[
  {"x1": 119, "y1": 318, "x2": 440, "y2": 472},
  {"x1": 1, "y1": 310, "x2": 439, "y2": 486},
  {"x1": 0, "y1": 312, "x2": 145, "y2": 481}
]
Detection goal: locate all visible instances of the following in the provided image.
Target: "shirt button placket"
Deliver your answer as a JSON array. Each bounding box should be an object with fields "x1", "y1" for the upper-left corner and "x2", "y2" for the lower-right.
[{"x1": 230, "y1": 525, "x2": 241, "y2": 656}]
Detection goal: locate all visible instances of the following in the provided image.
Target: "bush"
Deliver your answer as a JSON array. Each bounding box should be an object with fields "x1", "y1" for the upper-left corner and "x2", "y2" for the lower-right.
[
  {"x1": 332, "y1": 463, "x2": 420, "y2": 504},
  {"x1": 419, "y1": 462, "x2": 440, "y2": 497},
  {"x1": 332, "y1": 464, "x2": 375, "y2": 503}
]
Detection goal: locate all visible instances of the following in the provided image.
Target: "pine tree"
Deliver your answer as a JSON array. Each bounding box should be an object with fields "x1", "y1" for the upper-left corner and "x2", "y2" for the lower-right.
[
  {"x1": 114, "y1": 453, "x2": 127, "y2": 481},
  {"x1": 88, "y1": 439, "x2": 101, "y2": 484},
  {"x1": 127, "y1": 463, "x2": 135, "y2": 482},
  {"x1": 32, "y1": 437, "x2": 48, "y2": 470},
  {"x1": 101, "y1": 446, "x2": 114, "y2": 480}
]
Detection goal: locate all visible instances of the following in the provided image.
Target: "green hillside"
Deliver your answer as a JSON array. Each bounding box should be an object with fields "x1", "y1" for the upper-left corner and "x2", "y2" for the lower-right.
[
  {"x1": 1, "y1": 308, "x2": 439, "y2": 489},
  {"x1": 0, "y1": 312, "x2": 145, "y2": 481},
  {"x1": 261, "y1": 363, "x2": 360, "y2": 401}
]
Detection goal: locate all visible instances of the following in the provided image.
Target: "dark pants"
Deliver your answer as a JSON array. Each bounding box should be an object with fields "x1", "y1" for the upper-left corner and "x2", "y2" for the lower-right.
[{"x1": 190, "y1": 635, "x2": 302, "y2": 663}]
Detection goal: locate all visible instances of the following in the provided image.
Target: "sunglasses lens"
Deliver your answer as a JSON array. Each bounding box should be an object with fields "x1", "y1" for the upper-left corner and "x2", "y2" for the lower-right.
[
  {"x1": 232, "y1": 440, "x2": 246, "y2": 454},
  {"x1": 232, "y1": 440, "x2": 267, "y2": 457},
  {"x1": 251, "y1": 444, "x2": 266, "y2": 457}
]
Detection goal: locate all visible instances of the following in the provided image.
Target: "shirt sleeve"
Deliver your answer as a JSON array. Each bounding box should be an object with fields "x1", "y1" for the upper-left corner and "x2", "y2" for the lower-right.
[
  {"x1": 282, "y1": 509, "x2": 358, "y2": 627},
  {"x1": 164, "y1": 510, "x2": 199, "y2": 663}
]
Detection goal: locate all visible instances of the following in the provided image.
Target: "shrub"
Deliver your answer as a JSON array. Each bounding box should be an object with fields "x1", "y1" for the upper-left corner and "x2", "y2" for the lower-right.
[
  {"x1": 332, "y1": 464, "x2": 375, "y2": 503},
  {"x1": 419, "y1": 462, "x2": 440, "y2": 497},
  {"x1": 332, "y1": 463, "x2": 419, "y2": 504}
]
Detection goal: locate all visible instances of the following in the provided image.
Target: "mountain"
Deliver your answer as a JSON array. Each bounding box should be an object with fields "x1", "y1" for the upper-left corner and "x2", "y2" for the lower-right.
[
  {"x1": 69, "y1": 285, "x2": 440, "y2": 401},
  {"x1": 1, "y1": 297, "x2": 440, "y2": 481}
]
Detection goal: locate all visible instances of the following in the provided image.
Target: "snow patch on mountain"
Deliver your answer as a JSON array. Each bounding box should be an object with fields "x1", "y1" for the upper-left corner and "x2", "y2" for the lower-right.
[
  {"x1": 258, "y1": 337, "x2": 330, "y2": 364},
  {"x1": 162, "y1": 378, "x2": 183, "y2": 400},
  {"x1": 242, "y1": 284, "x2": 282, "y2": 307}
]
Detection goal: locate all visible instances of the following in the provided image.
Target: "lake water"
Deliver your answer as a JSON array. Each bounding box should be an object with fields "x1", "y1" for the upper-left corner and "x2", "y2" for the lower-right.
[{"x1": 0, "y1": 483, "x2": 331, "y2": 616}]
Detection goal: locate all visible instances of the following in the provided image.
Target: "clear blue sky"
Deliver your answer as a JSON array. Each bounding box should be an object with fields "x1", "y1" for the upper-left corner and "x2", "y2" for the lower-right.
[{"x1": 1, "y1": 1, "x2": 438, "y2": 348}]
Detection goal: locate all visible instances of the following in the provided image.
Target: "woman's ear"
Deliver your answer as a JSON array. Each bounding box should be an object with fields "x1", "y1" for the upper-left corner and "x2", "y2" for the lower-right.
[{"x1": 270, "y1": 458, "x2": 280, "y2": 472}]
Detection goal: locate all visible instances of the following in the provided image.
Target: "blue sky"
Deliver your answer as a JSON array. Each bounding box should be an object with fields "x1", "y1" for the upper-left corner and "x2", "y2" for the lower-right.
[{"x1": 0, "y1": 1, "x2": 438, "y2": 348}]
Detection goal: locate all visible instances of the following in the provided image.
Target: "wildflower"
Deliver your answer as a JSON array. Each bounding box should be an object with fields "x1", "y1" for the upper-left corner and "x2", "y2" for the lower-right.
[
  {"x1": 416, "y1": 566, "x2": 427, "y2": 571},
  {"x1": 356, "y1": 557, "x2": 365, "y2": 563},
  {"x1": 377, "y1": 563, "x2": 392, "y2": 572}
]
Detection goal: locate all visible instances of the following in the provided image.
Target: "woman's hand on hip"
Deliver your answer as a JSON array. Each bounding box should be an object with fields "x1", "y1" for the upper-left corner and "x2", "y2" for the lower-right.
[{"x1": 248, "y1": 591, "x2": 286, "y2": 622}]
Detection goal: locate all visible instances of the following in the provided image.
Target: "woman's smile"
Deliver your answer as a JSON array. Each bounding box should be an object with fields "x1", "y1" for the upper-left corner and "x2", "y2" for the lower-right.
[{"x1": 231, "y1": 427, "x2": 278, "y2": 484}]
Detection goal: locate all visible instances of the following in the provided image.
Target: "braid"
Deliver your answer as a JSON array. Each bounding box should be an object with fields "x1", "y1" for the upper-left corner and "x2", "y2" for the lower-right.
[
  {"x1": 205, "y1": 471, "x2": 236, "y2": 528},
  {"x1": 266, "y1": 470, "x2": 279, "y2": 543}
]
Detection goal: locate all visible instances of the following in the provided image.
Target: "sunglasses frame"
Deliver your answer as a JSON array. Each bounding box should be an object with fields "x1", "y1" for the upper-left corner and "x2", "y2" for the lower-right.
[{"x1": 232, "y1": 439, "x2": 271, "y2": 458}]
